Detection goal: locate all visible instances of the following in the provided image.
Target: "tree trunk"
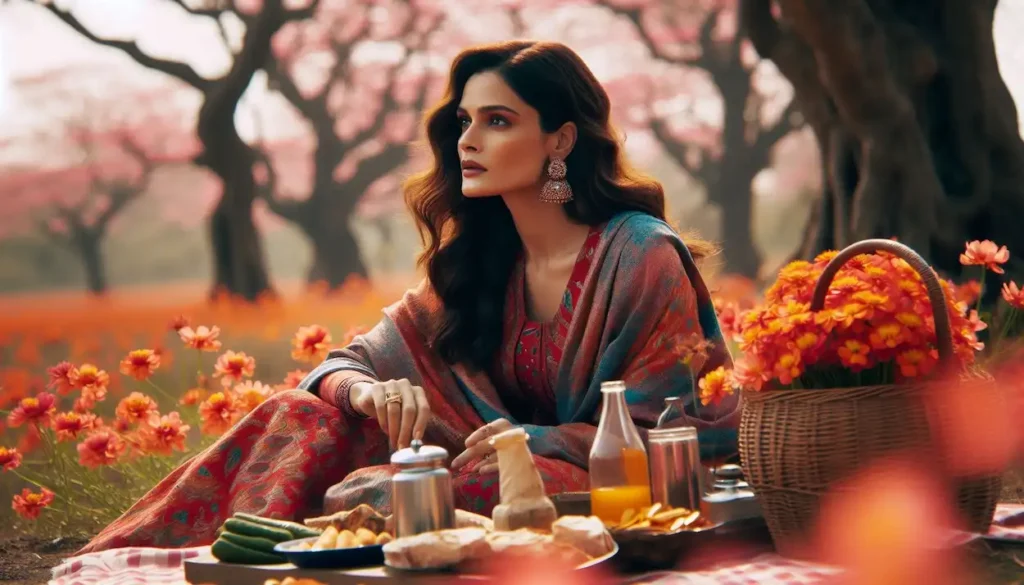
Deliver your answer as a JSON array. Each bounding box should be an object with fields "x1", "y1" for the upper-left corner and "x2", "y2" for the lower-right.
[
  {"x1": 302, "y1": 219, "x2": 368, "y2": 288},
  {"x1": 77, "y1": 233, "x2": 107, "y2": 296},
  {"x1": 208, "y1": 164, "x2": 272, "y2": 301},
  {"x1": 742, "y1": 0, "x2": 1024, "y2": 284}
]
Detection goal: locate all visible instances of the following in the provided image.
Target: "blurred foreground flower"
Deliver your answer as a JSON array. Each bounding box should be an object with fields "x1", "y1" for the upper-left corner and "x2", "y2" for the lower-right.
[
  {"x1": 179, "y1": 325, "x2": 222, "y2": 352},
  {"x1": 119, "y1": 349, "x2": 161, "y2": 381},
  {"x1": 292, "y1": 325, "x2": 332, "y2": 363}
]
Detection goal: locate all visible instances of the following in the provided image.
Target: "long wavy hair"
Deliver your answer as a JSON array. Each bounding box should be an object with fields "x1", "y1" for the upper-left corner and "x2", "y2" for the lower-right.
[{"x1": 404, "y1": 40, "x2": 717, "y2": 371}]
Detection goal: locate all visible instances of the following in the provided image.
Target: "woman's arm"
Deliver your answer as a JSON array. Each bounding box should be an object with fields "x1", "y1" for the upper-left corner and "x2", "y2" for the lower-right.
[{"x1": 296, "y1": 331, "x2": 382, "y2": 419}]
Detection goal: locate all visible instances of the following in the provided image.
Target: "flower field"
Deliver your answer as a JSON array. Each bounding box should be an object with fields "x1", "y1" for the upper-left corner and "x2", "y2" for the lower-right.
[{"x1": 1, "y1": 241, "x2": 1023, "y2": 542}]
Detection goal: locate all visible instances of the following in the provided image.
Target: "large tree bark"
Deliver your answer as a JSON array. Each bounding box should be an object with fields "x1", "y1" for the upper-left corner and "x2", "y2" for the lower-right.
[
  {"x1": 743, "y1": 0, "x2": 1024, "y2": 284},
  {"x1": 78, "y1": 233, "x2": 107, "y2": 295}
]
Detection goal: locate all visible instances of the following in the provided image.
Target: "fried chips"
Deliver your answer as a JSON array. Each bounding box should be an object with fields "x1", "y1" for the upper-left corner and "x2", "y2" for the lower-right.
[{"x1": 610, "y1": 502, "x2": 707, "y2": 533}]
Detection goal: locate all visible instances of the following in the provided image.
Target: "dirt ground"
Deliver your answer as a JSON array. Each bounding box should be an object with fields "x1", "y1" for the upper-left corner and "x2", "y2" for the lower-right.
[{"x1": 0, "y1": 536, "x2": 89, "y2": 585}]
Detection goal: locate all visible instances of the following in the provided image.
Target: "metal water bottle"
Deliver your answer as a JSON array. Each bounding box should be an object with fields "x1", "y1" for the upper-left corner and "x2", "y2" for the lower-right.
[
  {"x1": 390, "y1": 439, "x2": 456, "y2": 537},
  {"x1": 647, "y1": 396, "x2": 703, "y2": 510}
]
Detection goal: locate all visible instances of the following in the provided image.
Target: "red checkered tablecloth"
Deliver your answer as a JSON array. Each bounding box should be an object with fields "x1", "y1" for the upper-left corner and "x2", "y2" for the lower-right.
[{"x1": 48, "y1": 504, "x2": 1024, "y2": 585}]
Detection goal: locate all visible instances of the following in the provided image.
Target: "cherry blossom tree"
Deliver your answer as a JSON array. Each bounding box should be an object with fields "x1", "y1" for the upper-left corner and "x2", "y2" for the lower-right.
[
  {"x1": 0, "y1": 82, "x2": 195, "y2": 295},
  {"x1": 251, "y1": 0, "x2": 446, "y2": 287},
  {"x1": 742, "y1": 0, "x2": 1024, "y2": 283},
  {"x1": 30, "y1": 0, "x2": 320, "y2": 300},
  {"x1": 596, "y1": 0, "x2": 803, "y2": 278}
]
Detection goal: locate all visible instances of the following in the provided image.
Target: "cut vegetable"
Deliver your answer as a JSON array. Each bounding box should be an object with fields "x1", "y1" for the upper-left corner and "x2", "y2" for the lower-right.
[
  {"x1": 222, "y1": 518, "x2": 293, "y2": 542},
  {"x1": 233, "y1": 512, "x2": 322, "y2": 538},
  {"x1": 211, "y1": 538, "x2": 285, "y2": 565}
]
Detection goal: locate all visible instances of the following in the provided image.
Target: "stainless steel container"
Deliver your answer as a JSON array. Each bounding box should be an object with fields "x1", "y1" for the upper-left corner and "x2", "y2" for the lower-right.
[
  {"x1": 699, "y1": 464, "x2": 762, "y2": 524},
  {"x1": 390, "y1": 439, "x2": 455, "y2": 538},
  {"x1": 647, "y1": 425, "x2": 703, "y2": 510}
]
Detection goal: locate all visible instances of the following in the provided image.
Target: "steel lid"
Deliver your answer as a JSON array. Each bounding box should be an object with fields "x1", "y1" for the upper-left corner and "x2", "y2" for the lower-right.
[{"x1": 390, "y1": 439, "x2": 449, "y2": 469}]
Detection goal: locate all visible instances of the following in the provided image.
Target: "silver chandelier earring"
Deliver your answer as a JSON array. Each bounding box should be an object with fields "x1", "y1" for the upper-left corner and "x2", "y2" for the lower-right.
[{"x1": 540, "y1": 157, "x2": 573, "y2": 203}]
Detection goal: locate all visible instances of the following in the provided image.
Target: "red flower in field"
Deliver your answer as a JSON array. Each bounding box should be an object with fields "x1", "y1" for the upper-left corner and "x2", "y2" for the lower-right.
[
  {"x1": 0, "y1": 447, "x2": 22, "y2": 471},
  {"x1": 1001, "y1": 281, "x2": 1024, "y2": 310},
  {"x1": 46, "y1": 362, "x2": 77, "y2": 395},
  {"x1": 277, "y1": 369, "x2": 308, "y2": 391},
  {"x1": 77, "y1": 430, "x2": 127, "y2": 468},
  {"x1": 178, "y1": 325, "x2": 222, "y2": 352},
  {"x1": 115, "y1": 392, "x2": 160, "y2": 427},
  {"x1": 52, "y1": 412, "x2": 99, "y2": 442},
  {"x1": 7, "y1": 392, "x2": 57, "y2": 428},
  {"x1": 214, "y1": 351, "x2": 256, "y2": 386},
  {"x1": 140, "y1": 412, "x2": 190, "y2": 456},
  {"x1": 119, "y1": 349, "x2": 161, "y2": 381},
  {"x1": 168, "y1": 315, "x2": 191, "y2": 332},
  {"x1": 179, "y1": 388, "x2": 208, "y2": 406},
  {"x1": 232, "y1": 381, "x2": 272, "y2": 415},
  {"x1": 12, "y1": 487, "x2": 55, "y2": 520},
  {"x1": 960, "y1": 240, "x2": 1009, "y2": 273},
  {"x1": 199, "y1": 392, "x2": 239, "y2": 436},
  {"x1": 291, "y1": 325, "x2": 333, "y2": 364},
  {"x1": 70, "y1": 364, "x2": 109, "y2": 408}
]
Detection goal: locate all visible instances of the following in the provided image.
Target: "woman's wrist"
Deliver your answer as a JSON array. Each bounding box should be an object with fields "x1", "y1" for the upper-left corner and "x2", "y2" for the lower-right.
[{"x1": 348, "y1": 381, "x2": 374, "y2": 418}]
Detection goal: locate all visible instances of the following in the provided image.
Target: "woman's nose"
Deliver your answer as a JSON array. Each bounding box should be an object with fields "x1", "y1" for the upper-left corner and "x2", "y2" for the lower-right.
[{"x1": 458, "y1": 127, "x2": 479, "y2": 153}]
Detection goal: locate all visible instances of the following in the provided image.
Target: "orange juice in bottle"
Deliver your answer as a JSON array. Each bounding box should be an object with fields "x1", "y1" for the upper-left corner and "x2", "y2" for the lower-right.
[{"x1": 589, "y1": 381, "x2": 652, "y2": 524}]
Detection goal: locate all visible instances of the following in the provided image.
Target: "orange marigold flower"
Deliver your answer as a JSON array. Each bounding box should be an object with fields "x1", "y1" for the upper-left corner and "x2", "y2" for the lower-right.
[
  {"x1": 214, "y1": 351, "x2": 256, "y2": 386},
  {"x1": 77, "y1": 430, "x2": 127, "y2": 468},
  {"x1": 954, "y1": 280, "x2": 982, "y2": 305},
  {"x1": 7, "y1": 392, "x2": 57, "y2": 428},
  {"x1": 292, "y1": 325, "x2": 333, "y2": 364},
  {"x1": 119, "y1": 349, "x2": 161, "y2": 381},
  {"x1": 773, "y1": 351, "x2": 803, "y2": 385},
  {"x1": 1001, "y1": 281, "x2": 1024, "y2": 310},
  {"x1": 869, "y1": 322, "x2": 905, "y2": 349},
  {"x1": 232, "y1": 381, "x2": 272, "y2": 415},
  {"x1": 730, "y1": 359, "x2": 766, "y2": 392},
  {"x1": 837, "y1": 340, "x2": 871, "y2": 370},
  {"x1": 179, "y1": 388, "x2": 208, "y2": 406},
  {"x1": 46, "y1": 362, "x2": 77, "y2": 395},
  {"x1": 12, "y1": 487, "x2": 55, "y2": 520},
  {"x1": 896, "y1": 349, "x2": 937, "y2": 379},
  {"x1": 168, "y1": 315, "x2": 191, "y2": 332},
  {"x1": 960, "y1": 240, "x2": 1009, "y2": 274},
  {"x1": 895, "y1": 312, "x2": 924, "y2": 329},
  {"x1": 0, "y1": 446, "x2": 23, "y2": 471},
  {"x1": 140, "y1": 412, "x2": 190, "y2": 456},
  {"x1": 179, "y1": 325, "x2": 222, "y2": 352},
  {"x1": 698, "y1": 366, "x2": 735, "y2": 406},
  {"x1": 199, "y1": 392, "x2": 238, "y2": 436},
  {"x1": 813, "y1": 250, "x2": 839, "y2": 265},
  {"x1": 70, "y1": 364, "x2": 109, "y2": 406},
  {"x1": 115, "y1": 392, "x2": 160, "y2": 427},
  {"x1": 52, "y1": 411, "x2": 99, "y2": 442}
]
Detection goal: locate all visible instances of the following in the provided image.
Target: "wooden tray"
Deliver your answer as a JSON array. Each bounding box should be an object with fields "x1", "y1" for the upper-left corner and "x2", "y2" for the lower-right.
[{"x1": 184, "y1": 543, "x2": 619, "y2": 585}]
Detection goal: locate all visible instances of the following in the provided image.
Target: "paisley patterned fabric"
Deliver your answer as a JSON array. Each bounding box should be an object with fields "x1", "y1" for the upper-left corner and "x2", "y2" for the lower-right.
[{"x1": 79, "y1": 212, "x2": 738, "y2": 553}]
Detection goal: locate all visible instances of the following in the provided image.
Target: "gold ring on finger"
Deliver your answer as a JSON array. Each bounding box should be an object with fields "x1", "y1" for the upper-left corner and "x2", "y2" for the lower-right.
[{"x1": 385, "y1": 394, "x2": 402, "y2": 405}]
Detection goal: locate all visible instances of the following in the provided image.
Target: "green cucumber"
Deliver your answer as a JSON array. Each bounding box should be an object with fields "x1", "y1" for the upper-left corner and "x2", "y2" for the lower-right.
[
  {"x1": 219, "y1": 531, "x2": 280, "y2": 554},
  {"x1": 211, "y1": 538, "x2": 285, "y2": 565},
  {"x1": 232, "y1": 512, "x2": 321, "y2": 538},
  {"x1": 222, "y1": 518, "x2": 293, "y2": 542}
]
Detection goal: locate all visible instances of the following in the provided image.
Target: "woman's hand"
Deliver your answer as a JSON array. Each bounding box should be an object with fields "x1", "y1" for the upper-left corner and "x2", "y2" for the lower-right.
[
  {"x1": 350, "y1": 379, "x2": 430, "y2": 450},
  {"x1": 450, "y1": 418, "x2": 514, "y2": 474}
]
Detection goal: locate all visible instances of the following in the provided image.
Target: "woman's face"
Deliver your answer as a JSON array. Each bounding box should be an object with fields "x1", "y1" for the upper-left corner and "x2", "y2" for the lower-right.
[{"x1": 456, "y1": 71, "x2": 551, "y2": 198}]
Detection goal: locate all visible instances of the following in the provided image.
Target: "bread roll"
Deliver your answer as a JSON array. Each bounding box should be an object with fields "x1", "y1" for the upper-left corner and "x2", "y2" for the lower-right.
[
  {"x1": 382, "y1": 527, "x2": 490, "y2": 570},
  {"x1": 551, "y1": 515, "x2": 615, "y2": 558}
]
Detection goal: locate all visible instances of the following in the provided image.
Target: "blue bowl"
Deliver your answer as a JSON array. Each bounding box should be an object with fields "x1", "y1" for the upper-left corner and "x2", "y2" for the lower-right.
[{"x1": 273, "y1": 536, "x2": 385, "y2": 569}]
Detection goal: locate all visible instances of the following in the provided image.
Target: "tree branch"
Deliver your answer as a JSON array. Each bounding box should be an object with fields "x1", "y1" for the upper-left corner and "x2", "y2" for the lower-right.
[
  {"x1": 38, "y1": 2, "x2": 213, "y2": 92},
  {"x1": 169, "y1": 0, "x2": 227, "y2": 18},
  {"x1": 739, "y1": 0, "x2": 782, "y2": 60},
  {"x1": 755, "y1": 99, "x2": 799, "y2": 152}
]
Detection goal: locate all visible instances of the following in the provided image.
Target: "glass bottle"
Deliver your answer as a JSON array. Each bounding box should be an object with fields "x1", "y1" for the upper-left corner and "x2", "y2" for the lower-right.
[{"x1": 588, "y1": 380, "x2": 652, "y2": 524}]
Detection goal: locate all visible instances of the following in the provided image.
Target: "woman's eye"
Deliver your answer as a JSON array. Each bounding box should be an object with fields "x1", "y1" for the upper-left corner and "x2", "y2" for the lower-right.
[
  {"x1": 489, "y1": 116, "x2": 509, "y2": 127},
  {"x1": 457, "y1": 117, "x2": 470, "y2": 129}
]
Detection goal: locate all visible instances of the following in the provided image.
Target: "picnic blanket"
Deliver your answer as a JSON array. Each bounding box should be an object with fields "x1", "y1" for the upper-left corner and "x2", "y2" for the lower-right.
[{"x1": 50, "y1": 504, "x2": 1024, "y2": 585}]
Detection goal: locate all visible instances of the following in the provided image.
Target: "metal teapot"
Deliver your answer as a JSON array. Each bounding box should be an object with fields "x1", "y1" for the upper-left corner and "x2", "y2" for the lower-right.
[{"x1": 390, "y1": 439, "x2": 456, "y2": 537}]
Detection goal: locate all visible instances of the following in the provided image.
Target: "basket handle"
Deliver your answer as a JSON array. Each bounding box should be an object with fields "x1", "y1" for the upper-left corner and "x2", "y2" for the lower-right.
[{"x1": 810, "y1": 239, "x2": 955, "y2": 367}]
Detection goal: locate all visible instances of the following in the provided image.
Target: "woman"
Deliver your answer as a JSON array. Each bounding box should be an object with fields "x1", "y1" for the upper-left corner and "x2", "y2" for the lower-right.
[{"x1": 79, "y1": 40, "x2": 740, "y2": 553}]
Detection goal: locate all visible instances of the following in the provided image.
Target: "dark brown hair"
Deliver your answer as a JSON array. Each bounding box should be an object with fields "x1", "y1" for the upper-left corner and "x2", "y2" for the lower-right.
[{"x1": 404, "y1": 40, "x2": 716, "y2": 371}]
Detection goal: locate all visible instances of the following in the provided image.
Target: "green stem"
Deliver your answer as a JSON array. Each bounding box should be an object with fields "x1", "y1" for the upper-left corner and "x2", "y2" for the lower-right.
[
  {"x1": 975, "y1": 268, "x2": 986, "y2": 316},
  {"x1": 10, "y1": 469, "x2": 106, "y2": 515},
  {"x1": 145, "y1": 379, "x2": 177, "y2": 406}
]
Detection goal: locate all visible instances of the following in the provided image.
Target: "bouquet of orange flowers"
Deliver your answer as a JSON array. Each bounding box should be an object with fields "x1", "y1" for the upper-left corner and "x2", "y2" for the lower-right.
[{"x1": 728, "y1": 247, "x2": 990, "y2": 392}]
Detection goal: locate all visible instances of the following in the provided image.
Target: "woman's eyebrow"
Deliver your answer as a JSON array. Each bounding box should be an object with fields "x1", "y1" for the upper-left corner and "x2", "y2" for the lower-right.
[{"x1": 457, "y1": 104, "x2": 520, "y2": 115}]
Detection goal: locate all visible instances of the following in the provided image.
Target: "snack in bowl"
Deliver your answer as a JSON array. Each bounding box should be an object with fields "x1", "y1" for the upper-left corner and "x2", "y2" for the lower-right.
[
  {"x1": 610, "y1": 503, "x2": 708, "y2": 533},
  {"x1": 290, "y1": 525, "x2": 393, "y2": 551},
  {"x1": 303, "y1": 505, "x2": 494, "y2": 534}
]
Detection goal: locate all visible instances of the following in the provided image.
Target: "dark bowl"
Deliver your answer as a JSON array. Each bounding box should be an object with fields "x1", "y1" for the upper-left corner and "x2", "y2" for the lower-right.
[
  {"x1": 551, "y1": 491, "x2": 768, "y2": 571},
  {"x1": 273, "y1": 536, "x2": 384, "y2": 569}
]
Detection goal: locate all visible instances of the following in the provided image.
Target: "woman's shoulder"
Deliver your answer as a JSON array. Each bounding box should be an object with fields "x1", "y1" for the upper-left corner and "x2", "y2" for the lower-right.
[{"x1": 601, "y1": 211, "x2": 685, "y2": 257}]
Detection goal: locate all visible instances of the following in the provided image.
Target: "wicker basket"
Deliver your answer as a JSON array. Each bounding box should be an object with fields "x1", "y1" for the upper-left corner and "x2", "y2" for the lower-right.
[{"x1": 738, "y1": 239, "x2": 1003, "y2": 559}]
